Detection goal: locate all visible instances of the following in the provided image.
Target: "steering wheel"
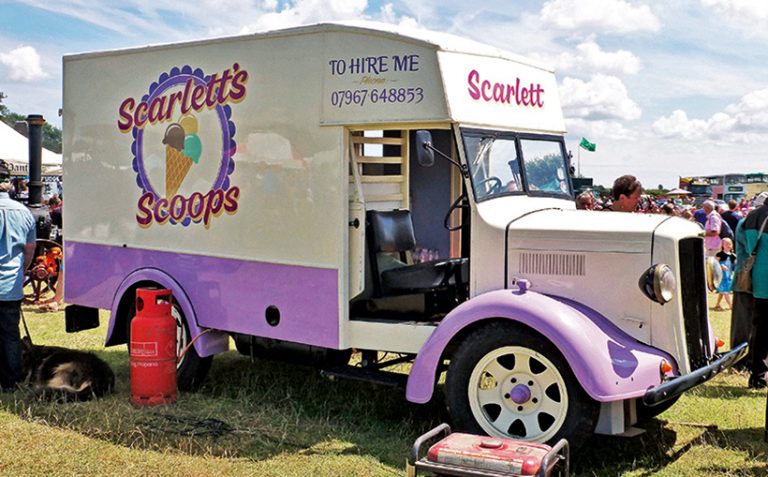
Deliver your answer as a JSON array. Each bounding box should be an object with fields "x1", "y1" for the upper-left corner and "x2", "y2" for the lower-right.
[
  {"x1": 477, "y1": 176, "x2": 502, "y2": 195},
  {"x1": 444, "y1": 194, "x2": 469, "y2": 231}
]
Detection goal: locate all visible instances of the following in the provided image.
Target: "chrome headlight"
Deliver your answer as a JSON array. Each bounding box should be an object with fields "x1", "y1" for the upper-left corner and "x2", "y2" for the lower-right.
[{"x1": 639, "y1": 264, "x2": 677, "y2": 305}]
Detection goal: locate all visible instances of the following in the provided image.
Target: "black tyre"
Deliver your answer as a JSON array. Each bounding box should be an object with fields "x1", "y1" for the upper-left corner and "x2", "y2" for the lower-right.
[
  {"x1": 127, "y1": 299, "x2": 212, "y2": 391},
  {"x1": 445, "y1": 321, "x2": 599, "y2": 445}
]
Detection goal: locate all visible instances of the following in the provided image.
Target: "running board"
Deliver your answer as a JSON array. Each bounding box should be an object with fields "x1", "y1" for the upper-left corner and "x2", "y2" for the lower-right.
[{"x1": 320, "y1": 366, "x2": 408, "y2": 388}]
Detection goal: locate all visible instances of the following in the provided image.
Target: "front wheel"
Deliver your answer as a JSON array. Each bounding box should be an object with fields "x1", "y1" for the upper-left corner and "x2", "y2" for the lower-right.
[
  {"x1": 445, "y1": 322, "x2": 599, "y2": 445},
  {"x1": 128, "y1": 300, "x2": 212, "y2": 391}
]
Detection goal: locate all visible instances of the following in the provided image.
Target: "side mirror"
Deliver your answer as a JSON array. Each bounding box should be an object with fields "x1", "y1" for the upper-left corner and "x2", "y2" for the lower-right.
[{"x1": 414, "y1": 130, "x2": 435, "y2": 167}]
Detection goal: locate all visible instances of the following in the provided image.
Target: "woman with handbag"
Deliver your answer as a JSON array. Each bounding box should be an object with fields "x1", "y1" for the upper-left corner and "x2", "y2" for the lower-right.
[
  {"x1": 736, "y1": 192, "x2": 768, "y2": 389},
  {"x1": 732, "y1": 219, "x2": 754, "y2": 373}
]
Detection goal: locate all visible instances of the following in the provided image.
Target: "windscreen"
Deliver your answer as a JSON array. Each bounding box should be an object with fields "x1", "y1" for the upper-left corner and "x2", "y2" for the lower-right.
[{"x1": 462, "y1": 129, "x2": 571, "y2": 201}]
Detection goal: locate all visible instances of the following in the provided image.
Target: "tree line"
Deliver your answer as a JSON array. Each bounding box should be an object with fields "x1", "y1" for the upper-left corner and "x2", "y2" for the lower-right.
[{"x1": 0, "y1": 92, "x2": 62, "y2": 153}]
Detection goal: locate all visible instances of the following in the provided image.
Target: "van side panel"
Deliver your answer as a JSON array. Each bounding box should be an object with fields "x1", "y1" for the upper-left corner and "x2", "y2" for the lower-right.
[
  {"x1": 66, "y1": 242, "x2": 340, "y2": 349},
  {"x1": 63, "y1": 28, "x2": 458, "y2": 352}
]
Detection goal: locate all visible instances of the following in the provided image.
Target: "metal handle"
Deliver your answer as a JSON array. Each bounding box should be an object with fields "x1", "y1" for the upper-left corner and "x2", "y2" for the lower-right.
[
  {"x1": 539, "y1": 438, "x2": 570, "y2": 477},
  {"x1": 409, "y1": 423, "x2": 451, "y2": 466}
]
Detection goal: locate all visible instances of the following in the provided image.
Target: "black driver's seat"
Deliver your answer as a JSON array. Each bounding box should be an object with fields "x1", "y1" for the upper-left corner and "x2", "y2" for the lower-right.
[{"x1": 366, "y1": 209, "x2": 468, "y2": 297}]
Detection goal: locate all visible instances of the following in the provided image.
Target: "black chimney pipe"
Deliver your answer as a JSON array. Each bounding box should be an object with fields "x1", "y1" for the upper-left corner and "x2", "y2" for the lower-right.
[
  {"x1": 25, "y1": 114, "x2": 51, "y2": 241},
  {"x1": 26, "y1": 114, "x2": 45, "y2": 206}
]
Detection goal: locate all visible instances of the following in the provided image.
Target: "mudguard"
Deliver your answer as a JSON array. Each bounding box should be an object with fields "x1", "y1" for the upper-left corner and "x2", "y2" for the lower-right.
[
  {"x1": 107, "y1": 268, "x2": 229, "y2": 357},
  {"x1": 406, "y1": 287, "x2": 677, "y2": 404}
]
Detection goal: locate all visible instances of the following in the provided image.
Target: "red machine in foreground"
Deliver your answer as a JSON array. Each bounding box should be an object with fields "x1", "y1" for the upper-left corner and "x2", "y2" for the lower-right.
[
  {"x1": 408, "y1": 424, "x2": 569, "y2": 477},
  {"x1": 130, "y1": 288, "x2": 177, "y2": 406}
]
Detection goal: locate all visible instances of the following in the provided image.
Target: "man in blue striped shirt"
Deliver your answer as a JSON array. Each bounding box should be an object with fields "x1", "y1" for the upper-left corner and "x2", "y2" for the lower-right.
[{"x1": 0, "y1": 162, "x2": 36, "y2": 392}]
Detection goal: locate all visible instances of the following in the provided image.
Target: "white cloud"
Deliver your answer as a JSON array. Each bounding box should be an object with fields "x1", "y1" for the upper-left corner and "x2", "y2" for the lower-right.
[
  {"x1": 545, "y1": 37, "x2": 641, "y2": 76},
  {"x1": 701, "y1": 0, "x2": 768, "y2": 33},
  {"x1": 652, "y1": 110, "x2": 713, "y2": 141},
  {"x1": 9, "y1": 0, "x2": 422, "y2": 50},
  {"x1": 565, "y1": 117, "x2": 637, "y2": 141},
  {"x1": 653, "y1": 88, "x2": 768, "y2": 143},
  {"x1": 560, "y1": 74, "x2": 642, "y2": 122},
  {"x1": 15, "y1": 0, "x2": 376, "y2": 40},
  {"x1": 15, "y1": 0, "x2": 188, "y2": 39},
  {"x1": 725, "y1": 88, "x2": 768, "y2": 117},
  {"x1": 540, "y1": 0, "x2": 660, "y2": 34},
  {"x1": 240, "y1": 0, "x2": 369, "y2": 32},
  {"x1": 379, "y1": 3, "x2": 398, "y2": 23},
  {"x1": 702, "y1": 0, "x2": 768, "y2": 16},
  {"x1": 378, "y1": 3, "x2": 419, "y2": 27},
  {"x1": 0, "y1": 46, "x2": 48, "y2": 82}
]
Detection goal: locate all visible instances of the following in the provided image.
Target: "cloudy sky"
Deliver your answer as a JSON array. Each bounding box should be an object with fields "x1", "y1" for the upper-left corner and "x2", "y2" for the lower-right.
[{"x1": 1, "y1": 0, "x2": 767, "y2": 188}]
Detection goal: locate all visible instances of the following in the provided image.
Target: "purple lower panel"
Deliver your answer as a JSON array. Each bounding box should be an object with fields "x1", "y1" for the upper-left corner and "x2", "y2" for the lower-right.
[{"x1": 65, "y1": 242, "x2": 340, "y2": 348}]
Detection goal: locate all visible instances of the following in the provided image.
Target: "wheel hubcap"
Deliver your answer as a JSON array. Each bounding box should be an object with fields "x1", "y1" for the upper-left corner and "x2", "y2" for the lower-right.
[
  {"x1": 508, "y1": 384, "x2": 531, "y2": 405},
  {"x1": 468, "y1": 346, "x2": 568, "y2": 442}
]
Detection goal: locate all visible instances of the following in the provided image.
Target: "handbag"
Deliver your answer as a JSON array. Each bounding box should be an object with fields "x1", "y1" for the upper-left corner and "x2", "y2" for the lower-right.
[{"x1": 735, "y1": 215, "x2": 768, "y2": 293}]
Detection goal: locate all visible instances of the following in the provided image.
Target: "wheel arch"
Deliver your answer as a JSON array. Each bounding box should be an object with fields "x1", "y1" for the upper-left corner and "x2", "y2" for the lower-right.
[
  {"x1": 405, "y1": 288, "x2": 675, "y2": 404},
  {"x1": 105, "y1": 268, "x2": 228, "y2": 357}
]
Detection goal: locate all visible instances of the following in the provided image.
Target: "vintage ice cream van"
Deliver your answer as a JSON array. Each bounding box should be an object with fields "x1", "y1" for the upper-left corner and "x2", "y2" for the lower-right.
[{"x1": 63, "y1": 22, "x2": 745, "y2": 444}]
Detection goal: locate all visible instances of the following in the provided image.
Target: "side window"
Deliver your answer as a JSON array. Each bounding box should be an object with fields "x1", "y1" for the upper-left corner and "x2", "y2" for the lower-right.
[
  {"x1": 487, "y1": 139, "x2": 523, "y2": 194},
  {"x1": 520, "y1": 139, "x2": 569, "y2": 194},
  {"x1": 465, "y1": 135, "x2": 523, "y2": 200}
]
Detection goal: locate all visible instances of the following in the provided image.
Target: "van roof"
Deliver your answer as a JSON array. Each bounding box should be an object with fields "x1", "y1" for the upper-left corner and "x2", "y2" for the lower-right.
[
  {"x1": 64, "y1": 20, "x2": 554, "y2": 73},
  {"x1": 312, "y1": 21, "x2": 553, "y2": 72}
]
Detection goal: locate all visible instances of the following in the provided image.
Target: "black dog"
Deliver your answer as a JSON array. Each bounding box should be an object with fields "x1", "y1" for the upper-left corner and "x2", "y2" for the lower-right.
[{"x1": 22, "y1": 337, "x2": 115, "y2": 402}]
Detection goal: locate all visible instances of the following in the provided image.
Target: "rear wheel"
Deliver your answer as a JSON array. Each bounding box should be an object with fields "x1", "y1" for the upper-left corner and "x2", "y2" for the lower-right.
[
  {"x1": 127, "y1": 299, "x2": 212, "y2": 391},
  {"x1": 445, "y1": 322, "x2": 599, "y2": 445},
  {"x1": 170, "y1": 303, "x2": 213, "y2": 391}
]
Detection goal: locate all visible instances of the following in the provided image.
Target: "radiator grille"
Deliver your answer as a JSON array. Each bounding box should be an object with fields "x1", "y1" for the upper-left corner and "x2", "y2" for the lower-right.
[
  {"x1": 518, "y1": 252, "x2": 586, "y2": 276},
  {"x1": 678, "y1": 237, "x2": 711, "y2": 370}
]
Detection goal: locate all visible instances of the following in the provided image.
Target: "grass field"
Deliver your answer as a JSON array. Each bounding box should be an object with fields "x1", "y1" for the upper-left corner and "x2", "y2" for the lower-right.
[{"x1": 0, "y1": 295, "x2": 766, "y2": 476}]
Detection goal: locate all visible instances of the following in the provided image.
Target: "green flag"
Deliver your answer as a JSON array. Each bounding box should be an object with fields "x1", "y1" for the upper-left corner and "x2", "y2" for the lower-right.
[{"x1": 579, "y1": 137, "x2": 596, "y2": 152}]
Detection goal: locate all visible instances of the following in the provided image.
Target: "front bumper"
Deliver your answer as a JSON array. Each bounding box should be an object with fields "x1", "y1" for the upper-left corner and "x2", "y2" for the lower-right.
[{"x1": 643, "y1": 342, "x2": 748, "y2": 407}]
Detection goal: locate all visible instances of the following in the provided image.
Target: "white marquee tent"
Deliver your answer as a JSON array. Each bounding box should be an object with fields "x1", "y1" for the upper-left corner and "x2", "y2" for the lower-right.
[{"x1": 0, "y1": 120, "x2": 62, "y2": 176}]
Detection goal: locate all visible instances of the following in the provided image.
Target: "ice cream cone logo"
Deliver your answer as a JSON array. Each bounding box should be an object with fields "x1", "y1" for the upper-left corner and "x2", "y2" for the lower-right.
[
  {"x1": 125, "y1": 64, "x2": 247, "y2": 228},
  {"x1": 162, "y1": 115, "x2": 201, "y2": 197}
]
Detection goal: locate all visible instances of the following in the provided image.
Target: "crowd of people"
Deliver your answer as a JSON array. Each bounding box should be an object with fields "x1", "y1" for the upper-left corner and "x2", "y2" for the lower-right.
[{"x1": 579, "y1": 174, "x2": 768, "y2": 390}]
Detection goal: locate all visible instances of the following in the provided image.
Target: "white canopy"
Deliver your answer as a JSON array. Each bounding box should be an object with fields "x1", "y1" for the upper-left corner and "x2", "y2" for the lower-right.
[{"x1": 0, "y1": 120, "x2": 62, "y2": 175}]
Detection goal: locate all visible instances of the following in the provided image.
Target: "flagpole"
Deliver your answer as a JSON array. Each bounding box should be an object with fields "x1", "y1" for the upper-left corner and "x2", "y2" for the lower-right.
[{"x1": 577, "y1": 146, "x2": 581, "y2": 178}]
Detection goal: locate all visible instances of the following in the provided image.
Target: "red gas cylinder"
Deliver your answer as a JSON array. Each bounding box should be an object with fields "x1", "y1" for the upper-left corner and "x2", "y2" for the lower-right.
[{"x1": 130, "y1": 288, "x2": 177, "y2": 406}]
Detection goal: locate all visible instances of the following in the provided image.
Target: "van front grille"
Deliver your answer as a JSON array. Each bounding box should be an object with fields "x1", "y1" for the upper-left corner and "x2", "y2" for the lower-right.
[
  {"x1": 518, "y1": 252, "x2": 586, "y2": 276},
  {"x1": 678, "y1": 237, "x2": 711, "y2": 370}
]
